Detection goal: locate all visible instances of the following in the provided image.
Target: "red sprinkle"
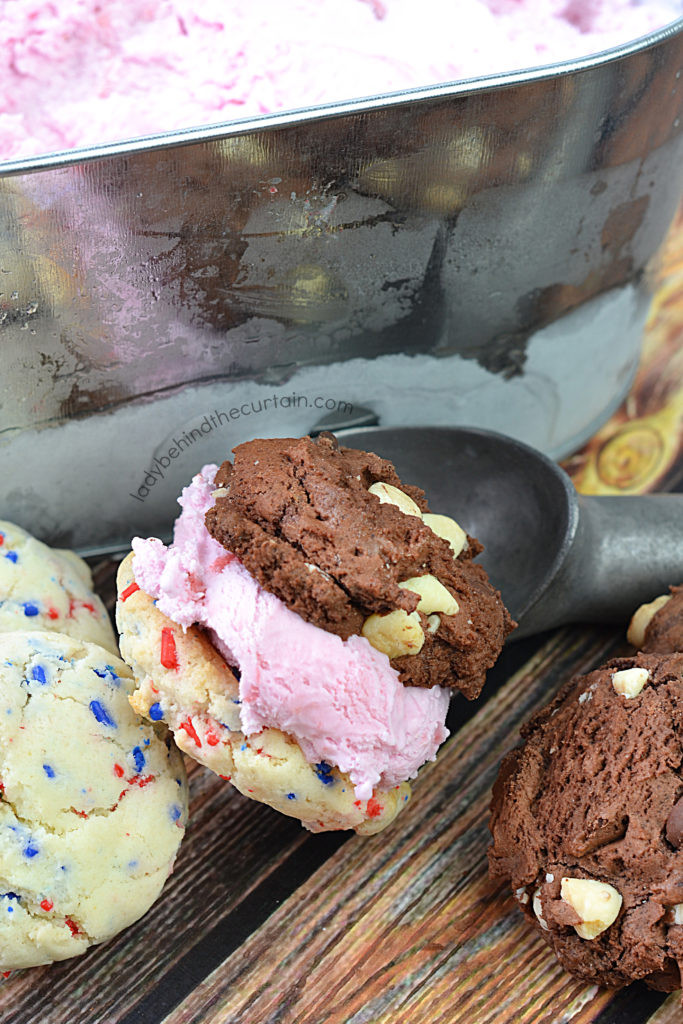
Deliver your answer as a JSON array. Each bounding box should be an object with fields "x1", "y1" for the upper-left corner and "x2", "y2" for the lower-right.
[
  {"x1": 0, "y1": 535, "x2": 3, "y2": 545},
  {"x1": 65, "y1": 918, "x2": 81, "y2": 937},
  {"x1": 160, "y1": 628, "x2": 178, "y2": 670},
  {"x1": 205, "y1": 730, "x2": 220, "y2": 747},
  {"x1": 47, "y1": 606, "x2": 59, "y2": 620},
  {"x1": 83, "y1": 602, "x2": 96, "y2": 615},
  {"x1": 40, "y1": 899, "x2": 53, "y2": 912},
  {"x1": 113, "y1": 763, "x2": 125, "y2": 778},
  {"x1": 129, "y1": 774, "x2": 155, "y2": 789},
  {"x1": 2, "y1": 971, "x2": 11, "y2": 979},
  {"x1": 179, "y1": 718, "x2": 201, "y2": 747},
  {"x1": 120, "y1": 581, "x2": 140, "y2": 602},
  {"x1": 366, "y1": 797, "x2": 383, "y2": 818}
]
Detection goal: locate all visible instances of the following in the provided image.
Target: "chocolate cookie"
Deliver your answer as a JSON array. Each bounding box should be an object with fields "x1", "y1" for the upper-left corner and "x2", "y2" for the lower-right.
[
  {"x1": 205, "y1": 434, "x2": 514, "y2": 698},
  {"x1": 628, "y1": 586, "x2": 683, "y2": 653},
  {"x1": 489, "y1": 652, "x2": 683, "y2": 993}
]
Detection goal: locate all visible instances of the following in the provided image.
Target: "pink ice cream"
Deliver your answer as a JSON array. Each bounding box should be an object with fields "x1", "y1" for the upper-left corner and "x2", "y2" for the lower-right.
[
  {"x1": 1, "y1": 0, "x2": 681, "y2": 162},
  {"x1": 131, "y1": 465, "x2": 450, "y2": 800}
]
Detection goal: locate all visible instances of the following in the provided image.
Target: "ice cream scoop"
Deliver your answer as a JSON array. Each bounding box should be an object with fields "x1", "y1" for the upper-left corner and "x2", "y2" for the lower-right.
[{"x1": 336, "y1": 426, "x2": 683, "y2": 639}]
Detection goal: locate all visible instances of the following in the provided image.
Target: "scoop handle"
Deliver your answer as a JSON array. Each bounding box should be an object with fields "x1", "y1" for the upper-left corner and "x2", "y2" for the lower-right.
[{"x1": 515, "y1": 493, "x2": 683, "y2": 638}]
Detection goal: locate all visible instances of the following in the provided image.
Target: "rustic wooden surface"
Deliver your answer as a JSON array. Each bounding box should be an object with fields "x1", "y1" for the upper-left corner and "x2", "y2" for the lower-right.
[
  {"x1": 0, "y1": 624, "x2": 677, "y2": 1024},
  {"x1": 1, "y1": 212, "x2": 682, "y2": 1024}
]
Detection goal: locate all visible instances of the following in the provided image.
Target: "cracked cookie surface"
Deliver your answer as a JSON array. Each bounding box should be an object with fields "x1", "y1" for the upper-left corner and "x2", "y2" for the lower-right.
[
  {"x1": 0, "y1": 520, "x2": 117, "y2": 654},
  {"x1": 205, "y1": 434, "x2": 513, "y2": 697},
  {"x1": 0, "y1": 630, "x2": 188, "y2": 970},
  {"x1": 489, "y1": 652, "x2": 683, "y2": 993}
]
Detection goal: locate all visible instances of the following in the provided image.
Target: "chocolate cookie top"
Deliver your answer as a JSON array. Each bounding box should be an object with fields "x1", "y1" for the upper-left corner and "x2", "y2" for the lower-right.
[
  {"x1": 204, "y1": 434, "x2": 514, "y2": 698},
  {"x1": 489, "y1": 652, "x2": 683, "y2": 993},
  {"x1": 629, "y1": 585, "x2": 683, "y2": 654}
]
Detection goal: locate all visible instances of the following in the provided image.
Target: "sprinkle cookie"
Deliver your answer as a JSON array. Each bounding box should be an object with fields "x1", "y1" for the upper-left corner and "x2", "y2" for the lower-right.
[
  {"x1": 116, "y1": 553, "x2": 410, "y2": 834},
  {"x1": 0, "y1": 521, "x2": 117, "y2": 654},
  {"x1": 0, "y1": 630, "x2": 188, "y2": 970}
]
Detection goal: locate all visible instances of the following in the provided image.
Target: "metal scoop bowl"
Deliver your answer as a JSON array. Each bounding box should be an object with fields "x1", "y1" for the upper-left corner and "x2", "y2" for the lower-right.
[{"x1": 339, "y1": 425, "x2": 683, "y2": 640}]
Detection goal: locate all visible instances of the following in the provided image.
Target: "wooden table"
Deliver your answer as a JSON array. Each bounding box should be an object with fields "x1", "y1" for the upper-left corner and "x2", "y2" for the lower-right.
[{"x1": 1, "y1": 216, "x2": 682, "y2": 1024}]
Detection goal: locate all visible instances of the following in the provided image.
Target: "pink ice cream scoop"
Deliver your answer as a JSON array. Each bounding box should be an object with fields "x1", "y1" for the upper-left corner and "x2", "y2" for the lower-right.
[{"x1": 132, "y1": 465, "x2": 450, "y2": 800}]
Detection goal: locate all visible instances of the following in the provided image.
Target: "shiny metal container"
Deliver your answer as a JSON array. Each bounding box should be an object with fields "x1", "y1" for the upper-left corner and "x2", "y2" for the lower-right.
[{"x1": 1, "y1": 18, "x2": 683, "y2": 551}]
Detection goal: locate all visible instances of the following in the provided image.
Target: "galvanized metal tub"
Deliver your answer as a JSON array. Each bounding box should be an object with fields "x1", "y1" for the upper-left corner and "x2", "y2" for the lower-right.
[{"x1": 1, "y1": 17, "x2": 682, "y2": 550}]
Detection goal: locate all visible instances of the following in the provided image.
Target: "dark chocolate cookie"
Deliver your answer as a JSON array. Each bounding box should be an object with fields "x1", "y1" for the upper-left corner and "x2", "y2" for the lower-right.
[
  {"x1": 628, "y1": 586, "x2": 683, "y2": 654},
  {"x1": 489, "y1": 652, "x2": 683, "y2": 993},
  {"x1": 205, "y1": 434, "x2": 514, "y2": 697}
]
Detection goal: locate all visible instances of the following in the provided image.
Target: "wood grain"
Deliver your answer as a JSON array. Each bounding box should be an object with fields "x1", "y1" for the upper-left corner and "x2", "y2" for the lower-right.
[{"x1": 160, "y1": 627, "x2": 642, "y2": 1024}]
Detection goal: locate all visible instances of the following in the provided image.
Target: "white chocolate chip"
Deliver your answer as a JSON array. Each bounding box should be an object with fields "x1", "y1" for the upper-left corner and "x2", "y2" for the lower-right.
[
  {"x1": 673, "y1": 904, "x2": 683, "y2": 925},
  {"x1": 305, "y1": 562, "x2": 332, "y2": 581},
  {"x1": 361, "y1": 609, "x2": 425, "y2": 659},
  {"x1": 532, "y1": 889, "x2": 549, "y2": 931},
  {"x1": 422, "y1": 513, "x2": 468, "y2": 557},
  {"x1": 211, "y1": 487, "x2": 229, "y2": 499},
  {"x1": 545, "y1": 873, "x2": 554, "y2": 883},
  {"x1": 368, "y1": 481, "x2": 422, "y2": 518},
  {"x1": 611, "y1": 667, "x2": 650, "y2": 699},
  {"x1": 560, "y1": 877, "x2": 622, "y2": 939},
  {"x1": 515, "y1": 887, "x2": 529, "y2": 905},
  {"x1": 578, "y1": 690, "x2": 592, "y2": 704},
  {"x1": 627, "y1": 594, "x2": 671, "y2": 647},
  {"x1": 398, "y1": 574, "x2": 459, "y2": 616},
  {"x1": 426, "y1": 614, "x2": 441, "y2": 635}
]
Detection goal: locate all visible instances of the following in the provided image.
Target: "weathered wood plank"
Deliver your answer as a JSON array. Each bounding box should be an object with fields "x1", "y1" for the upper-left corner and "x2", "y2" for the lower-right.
[{"x1": 163, "y1": 628, "x2": 633, "y2": 1024}]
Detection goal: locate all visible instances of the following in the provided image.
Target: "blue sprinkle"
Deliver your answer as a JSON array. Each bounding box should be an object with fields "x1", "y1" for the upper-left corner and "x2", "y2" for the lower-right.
[
  {"x1": 24, "y1": 843, "x2": 39, "y2": 859},
  {"x1": 231, "y1": 698, "x2": 242, "y2": 705},
  {"x1": 240, "y1": 743, "x2": 247, "y2": 752},
  {"x1": 93, "y1": 666, "x2": 120, "y2": 685},
  {"x1": 89, "y1": 700, "x2": 116, "y2": 728},
  {"x1": 1, "y1": 892, "x2": 19, "y2": 901},
  {"x1": 43, "y1": 764, "x2": 56, "y2": 779},
  {"x1": 32, "y1": 665, "x2": 47, "y2": 686},
  {"x1": 6, "y1": 907, "x2": 13, "y2": 914},
  {"x1": 286, "y1": 792, "x2": 296, "y2": 800},
  {"x1": 23, "y1": 603, "x2": 39, "y2": 617},
  {"x1": 143, "y1": 738, "x2": 150, "y2": 746},
  {"x1": 314, "y1": 762, "x2": 334, "y2": 785},
  {"x1": 169, "y1": 804, "x2": 182, "y2": 822},
  {"x1": 132, "y1": 746, "x2": 145, "y2": 773},
  {"x1": 148, "y1": 702, "x2": 164, "y2": 721},
  {"x1": 4, "y1": 551, "x2": 18, "y2": 564},
  {"x1": 128, "y1": 860, "x2": 138, "y2": 870}
]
